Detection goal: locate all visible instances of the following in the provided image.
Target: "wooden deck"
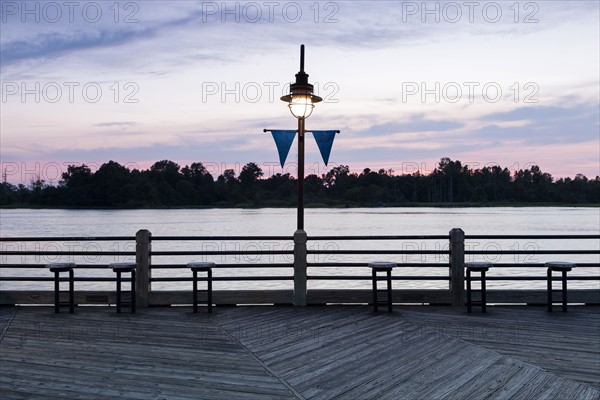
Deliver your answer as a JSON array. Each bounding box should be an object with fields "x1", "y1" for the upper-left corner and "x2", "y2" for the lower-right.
[{"x1": 1, "y1": 305, "x2": 599, "y2": 399}]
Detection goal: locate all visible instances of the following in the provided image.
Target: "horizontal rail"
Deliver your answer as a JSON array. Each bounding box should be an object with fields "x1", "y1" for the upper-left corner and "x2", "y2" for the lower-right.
[
  {"x1": 0, "y1": 277, "x2": 129, "y2": 282},
  {"x1": 307, "y1": 250, "x2": 449, "y2": 255},
  {"x1": 308, "y1": 276, "x2": 449, "y2": 280},
  {"x1": 2, "y1": 234, "x2": 597, "y2": 241},
  {"x1": 466, "y1": 235, "x2": 600, "y2": 240},
  {"x1": 308, "y1": 235, "x2": 450, "y2": 240},
  {"x1": 150, "y1": 263, "x2": 293, "y2": 269},
  {"x1": 150, "y1": 250, "x2": 293, "y2": 256},
  {"x1": 461, "y1": 263, "x2": 600, "y2": 268},
  {"x1": 465, "y1": 250, "x2": 599, "y2": 254},
  {"x1": 152, "y1": 236, "x2": 293, "y2": 241},
  {"x1": 463, "y1": 276, "x2": 600, "y2": 281},
  {"x1": 0, "y1": 264, "x2": 133, "y2": 269},
  {"x1": 308, "y1": 263, "x2": 450, "y2": 267},
  {"x1": 307, "y1": 263, "x2": 599, "y2": 268},
  {"x1": 0, "y1": 251, "x2": 135, "y2": 256},
  {"x1": 151, "y1": 276, "x2": 293, "y2": 282},
  {"x1": 0, "y1": 236, "x2": 135, "y2": 242},
  {"x1": 308, "y1": 276, "x2": 598, "y2": 281}
]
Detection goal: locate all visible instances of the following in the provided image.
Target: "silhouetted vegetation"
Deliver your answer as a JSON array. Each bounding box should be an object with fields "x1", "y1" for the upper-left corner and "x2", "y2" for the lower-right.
[{"x1": 1, "y1": 158, "x2": 598, "y2": 208}]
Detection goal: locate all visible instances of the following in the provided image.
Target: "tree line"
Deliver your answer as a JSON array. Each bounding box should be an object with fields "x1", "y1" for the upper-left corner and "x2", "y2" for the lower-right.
[{"x1": 1, "y1": 158, "x2": 598, "y2": 207}]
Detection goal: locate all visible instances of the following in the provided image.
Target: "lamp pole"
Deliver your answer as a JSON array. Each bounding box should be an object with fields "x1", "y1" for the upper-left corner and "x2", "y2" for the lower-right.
[
  {"x1": 280, "y1": 44, "x2": 321, "y2": 231},
  {"x1": 297, "y1": 116, "x2": 305, "y2": 230},
  {"x1": 272, "y1": 44, "x2": 325, "y2": 306}
]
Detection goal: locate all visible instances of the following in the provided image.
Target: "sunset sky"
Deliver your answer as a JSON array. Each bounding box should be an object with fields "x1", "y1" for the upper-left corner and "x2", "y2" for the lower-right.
[{"x1": 1, "y1": 1, "x2": 599, "y2": 184}]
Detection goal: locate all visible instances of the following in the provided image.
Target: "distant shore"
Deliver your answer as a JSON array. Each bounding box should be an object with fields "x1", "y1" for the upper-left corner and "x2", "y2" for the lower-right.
[{"x1": 1, "y1": 202, "x2": 598, "y2": 210}]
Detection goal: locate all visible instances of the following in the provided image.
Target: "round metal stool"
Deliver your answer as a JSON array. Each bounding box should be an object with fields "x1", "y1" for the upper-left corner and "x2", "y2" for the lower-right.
[
  {"x1": 46, "y1": 262, "x2": 76, "y2": 314},
  {"x1": 465, "y1": 262, "x2": 492, "y2": 313},
  {"x1": 188, "y1": 262, "x2": 215, "y2": 313},
  {"x1": 369, "y1": 262, "x2": 397, "y2": 312}
]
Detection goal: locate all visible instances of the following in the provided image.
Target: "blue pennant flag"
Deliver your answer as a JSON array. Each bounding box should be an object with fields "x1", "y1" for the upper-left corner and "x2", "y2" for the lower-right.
[
  {"x1": 311, "y1": 130, "x2": 338, "y2": 166},
  {"x1": 270, "y1": 130, "x2": 296, "y2": 167}
]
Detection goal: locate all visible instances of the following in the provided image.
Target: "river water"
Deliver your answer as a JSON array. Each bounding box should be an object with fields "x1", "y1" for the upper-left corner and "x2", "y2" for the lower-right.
[{"x1": 1, "y1": 207, "x2": 599, "y2": 290}]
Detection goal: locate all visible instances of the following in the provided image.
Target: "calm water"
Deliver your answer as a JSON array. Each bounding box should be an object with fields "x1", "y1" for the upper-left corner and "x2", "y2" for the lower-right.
[{"x1": 1, "y1": 207, "x2": 599, "y2": 291}]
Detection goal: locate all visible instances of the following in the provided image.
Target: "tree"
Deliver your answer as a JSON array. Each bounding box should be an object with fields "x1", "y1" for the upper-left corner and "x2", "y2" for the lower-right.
[
  {"x1": 61, "y1": 165, "x2": 92, "y2": 188},
  {"x1": 92, "y1": 161, "x2": 132, "y2": 206},
  {"x1": 2, "y1": 158, "x2": 598, "y2": 207},
  {"x1": 239, "y1": 163, "x2": 264, "y2": 187},
  {"x1": 181, "y1": 162, "x2": 215, "y2": 205},
  {"x1": 60, "y1": 165, "x2": 94, "y2": 205},
  {"x1": 219, "y1": 169, "x2": 237, "y2": 185},
  {"x1": 150, "y1": 160, "x2": 181, "y2": 185}
]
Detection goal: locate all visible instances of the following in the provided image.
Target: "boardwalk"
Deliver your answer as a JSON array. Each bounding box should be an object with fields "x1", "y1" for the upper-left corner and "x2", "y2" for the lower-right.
[{"x1": 1, "y1": 305, "x2": 599, "y2": 399}]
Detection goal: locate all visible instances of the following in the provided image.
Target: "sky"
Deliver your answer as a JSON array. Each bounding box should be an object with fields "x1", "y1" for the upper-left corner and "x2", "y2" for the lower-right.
[{"x1": 1, "y1": 0, "x2": 599, "y2": 184}]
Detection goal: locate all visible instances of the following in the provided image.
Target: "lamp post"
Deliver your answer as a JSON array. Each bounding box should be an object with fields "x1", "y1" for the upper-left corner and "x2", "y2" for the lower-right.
[{"x1": 280, "y1": 44, "x2": 322, "y2": 231}]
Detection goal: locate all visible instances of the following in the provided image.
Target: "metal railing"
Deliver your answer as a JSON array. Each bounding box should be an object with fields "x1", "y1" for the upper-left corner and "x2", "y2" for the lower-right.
[{"x1": 1, "y1": 229, "x2": 598, "y2": 306}]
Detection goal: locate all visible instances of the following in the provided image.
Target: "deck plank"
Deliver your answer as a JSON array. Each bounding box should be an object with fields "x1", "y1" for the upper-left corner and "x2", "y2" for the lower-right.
[
  {"x1": 1, "y1": 305, "x2": 599, "y2": 399},
  {"x1": 0, "y1": 307, "x2": 296, "y2": 400},
  {"x1": 396, "y1": 305, "x2": 600, "y2": 388}
]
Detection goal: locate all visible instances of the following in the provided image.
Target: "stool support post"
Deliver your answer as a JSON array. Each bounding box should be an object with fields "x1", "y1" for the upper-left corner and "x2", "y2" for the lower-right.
[
  {"x1": 193, "y1": 270, "x2": 198, "y2": 313},
  {"x1": 208, "y1": 269, "x2": 213, "y2": 313},
  {"x1": 450, "y1": 228, "x2": 465, "y2": 307},
  {"x1": 387, "y1": 269, "x2": 392, "y2": 313},
  {"x1": 547, "y1": 268, "x2": 553, "y2": 312},
  {"x1": 481, "y1": 270, "x2": 487, "y2": 313},
  {"x1": 69, "y1": 269, "x2": 74, "y2": 314},
  {"x1": 562, "y1": 270, "x2": 568, "y2": 312},
  {"x1": 466, "y1": 269, "x2": 472, "y2": 313},
  {"x1": 54, "y1": 271, "x2": 60, "y2": 314},
  {"x1": 372, "y1": 269, "x2": 377, "y2": 312},
  {"x1": 136, "y1": 230, "x2": 151, "y2": 308},
  {"x1": 131, "y1": 270, "x2": 136, "y2": 313},
  {"x1": 116, "y1": 271, "x2": 122, "y2": 313}
]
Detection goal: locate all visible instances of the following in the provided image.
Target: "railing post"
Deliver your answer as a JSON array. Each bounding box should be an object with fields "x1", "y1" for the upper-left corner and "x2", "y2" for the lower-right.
[
  {"x1": 449, "y1": 228, "x2": 465, "y2": 307},
  {"x1": 136, "y1": 229, "x2": 151, "y2": 307},
  {"x1": 293, "y1": 229, "x2": 308, "y2": 306}
]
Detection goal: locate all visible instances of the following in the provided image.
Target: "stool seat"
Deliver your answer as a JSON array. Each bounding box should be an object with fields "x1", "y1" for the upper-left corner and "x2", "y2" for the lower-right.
[
  {"x1": 369, "y1": 262, "x2": 397, "y2": 270},
  {"x1": 111, "y1": 262, "x2": 137, "y2": 272},
  {"x1": 46, "y1": 263, "x2": 75, "y2": 313},
  {"x1": 369, "y1": 262, "x2": 396, "y2": 312},
  {"x1": 188, "y1": 262, "x2": 216, "y2": 272},
  {"x1": 109, "y1": 262, "x2": 136, "y2": 313},
  {"x1": 189, "y1": 262, "x2": 214, "y2": 313},
  {"x1": 46, "y1": 262, "x2": 75, "y2": 272},
  {"x1": 465, "y1": 261, "x2": 491, "y2": 272},
  {"x1": 547, "y1": 261, "x2": 575, "y2": 272}
]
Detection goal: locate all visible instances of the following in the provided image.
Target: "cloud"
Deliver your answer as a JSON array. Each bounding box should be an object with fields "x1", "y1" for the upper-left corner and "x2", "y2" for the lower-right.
[
  {"x1": 0, "y1": 4, "x2": 209, "y2": 67},
  {"x1": 475, "y1": 104, "x2": 599, "y2": 144},
  {"x1": 1, "y1": 30, "x2": 150, "y2": 65},
  {"x1": 363, "y1": 116, "x2": 463, "y2": 136},
  {"x1": 93, "y1": 121, "x2": 138, "y2": 128}
]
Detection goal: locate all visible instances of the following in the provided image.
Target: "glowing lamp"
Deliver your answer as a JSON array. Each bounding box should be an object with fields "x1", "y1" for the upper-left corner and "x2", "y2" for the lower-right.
[{"x1": 280, "y1": 45, "x2": 322, "y2": 119}]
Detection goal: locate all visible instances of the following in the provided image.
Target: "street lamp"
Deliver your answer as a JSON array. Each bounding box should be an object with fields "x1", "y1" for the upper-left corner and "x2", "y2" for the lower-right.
[{"x1": 281, "y1": 44, "x2": 322, "y2": 231}]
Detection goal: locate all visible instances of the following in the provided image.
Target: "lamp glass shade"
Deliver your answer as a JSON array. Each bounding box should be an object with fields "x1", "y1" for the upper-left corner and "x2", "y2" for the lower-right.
[{"x1": 288, "y1": 94, "x2": 315, "y2": 119}]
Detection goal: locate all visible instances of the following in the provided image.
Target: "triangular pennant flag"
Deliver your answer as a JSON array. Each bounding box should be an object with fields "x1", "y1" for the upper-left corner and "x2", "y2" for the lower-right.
[
  {"x1": 311, "y1": 130, "x2": 338, "y2": 166},
  {"x1": 270, "y1": 130, "x2": 296, "y2": 167}
]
